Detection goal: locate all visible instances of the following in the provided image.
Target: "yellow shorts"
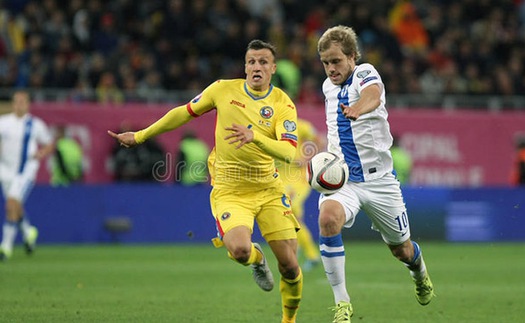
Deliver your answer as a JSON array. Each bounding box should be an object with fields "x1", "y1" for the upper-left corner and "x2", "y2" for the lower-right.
[{"x1": 210, "y1": 186, "x2": 300, "y2": 243}]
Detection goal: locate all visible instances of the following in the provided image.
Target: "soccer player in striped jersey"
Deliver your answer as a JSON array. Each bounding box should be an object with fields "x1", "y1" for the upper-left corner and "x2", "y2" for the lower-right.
[
  {"x1": 315, "y1": 26, "x2": 435, "y2": 322},
  {"x1": 108, "y1": 40, "x2": 302, "y2": 323},
  {"x1": 0, "y1": 90, "x2": 54, "y2": 260}
]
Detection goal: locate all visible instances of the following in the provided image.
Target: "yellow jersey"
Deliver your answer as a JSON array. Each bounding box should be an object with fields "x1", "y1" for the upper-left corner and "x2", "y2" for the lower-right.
[{"x1": 189, "y1": 79, "x2": 298, "y2": 190}]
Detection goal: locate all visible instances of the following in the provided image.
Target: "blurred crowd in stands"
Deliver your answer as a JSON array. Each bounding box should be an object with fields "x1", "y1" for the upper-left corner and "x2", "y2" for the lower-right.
[{"x1": 0, "y1": 0, "x2": 524, "y2": 104}]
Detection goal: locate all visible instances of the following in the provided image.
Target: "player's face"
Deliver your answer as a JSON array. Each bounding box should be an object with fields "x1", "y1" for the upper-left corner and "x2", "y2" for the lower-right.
[
  {"x1": 12, "y1": 92, "x2": 30, "y2": 117},
  {"x1": 245, "y1": 48, "x2": 276, "y2": 92},
  {"x1": 319, "y1": 43, "x2": 355, "y2": 86}
]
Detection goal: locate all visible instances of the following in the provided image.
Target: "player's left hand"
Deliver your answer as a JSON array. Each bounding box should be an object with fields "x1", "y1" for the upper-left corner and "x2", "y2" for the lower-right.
[
  {"x1": 225, "y1": 123, "x2": 254, "y2": 148},
  {"x1": 340, "y1": 103, "x2": 358, "y2": 121}
]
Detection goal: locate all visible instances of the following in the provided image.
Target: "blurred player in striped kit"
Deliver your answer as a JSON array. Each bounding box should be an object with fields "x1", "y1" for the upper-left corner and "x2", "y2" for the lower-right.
[{"x1": 0, "y1": 90, "x2": 54, "y2": 260}]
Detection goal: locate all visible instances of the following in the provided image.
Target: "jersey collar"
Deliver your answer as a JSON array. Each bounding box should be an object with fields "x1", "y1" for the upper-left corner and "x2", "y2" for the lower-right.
[
  {"x1": 341, "y1": 67, "x2": 357, "y2": 87},
  {"x1": 244, "y1": 82, "x2": 273, "y2": 100}
]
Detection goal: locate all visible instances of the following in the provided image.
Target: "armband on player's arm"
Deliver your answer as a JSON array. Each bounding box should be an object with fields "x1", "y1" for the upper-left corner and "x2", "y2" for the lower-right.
[
  {"x1": 134, "y1": 105, "x2": 193, "y2": 144},
  {"x1": 252, "y1": 131, "x2": 297, "y2": 163}
]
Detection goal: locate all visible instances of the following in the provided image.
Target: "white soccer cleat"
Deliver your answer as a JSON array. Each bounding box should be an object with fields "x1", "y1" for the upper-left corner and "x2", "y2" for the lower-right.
[{"x1": 251, "y1": 243, "x2": 274, "y2": 291}]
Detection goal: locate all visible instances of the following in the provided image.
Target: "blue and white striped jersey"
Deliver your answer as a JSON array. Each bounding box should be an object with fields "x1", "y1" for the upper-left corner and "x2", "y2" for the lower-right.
[
  {"x1": 322, "y1": 63, "x2": 393, "y2": 182},
  {"x1": 0, "y1": 113, "x2": 52, "y2": 181}
]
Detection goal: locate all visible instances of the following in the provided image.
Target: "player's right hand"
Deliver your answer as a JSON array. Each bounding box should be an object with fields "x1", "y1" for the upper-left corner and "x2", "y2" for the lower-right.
[{"x1": 107, "y1": 130, "x2": 137, "y2": 148}]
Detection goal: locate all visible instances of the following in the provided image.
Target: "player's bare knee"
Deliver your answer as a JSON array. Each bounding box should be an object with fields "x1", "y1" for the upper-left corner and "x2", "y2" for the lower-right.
[
  {"x1": 319, "y1": 212, "x2": 342, "y2": 236},
  {"x1": 229, "y1": 245, "x2": 251, "y2": 263},
  {"x1": 279, "y1": 262, "x2": 300, "y2": 280},
  {"x1": 5, "y1": 199, "x2": 21, "y2": 222}
]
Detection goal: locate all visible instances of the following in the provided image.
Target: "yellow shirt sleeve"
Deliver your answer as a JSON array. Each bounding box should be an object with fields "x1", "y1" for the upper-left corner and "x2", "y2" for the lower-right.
[
  {"x1": 252, "y1": 130, "x2": 296, "y2": 163},
  {"x1": 134, "y1": 105, "x2": 192, "y2": 144},
  {"x1": 134, "y1": 83, "x2": 218, "y2": 144}
]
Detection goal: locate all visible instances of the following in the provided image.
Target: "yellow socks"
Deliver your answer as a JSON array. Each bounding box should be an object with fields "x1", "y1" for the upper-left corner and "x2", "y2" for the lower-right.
[
  {"x1": 227, "y1": 243, "x2": 263, "y2": 265},
  {"x1": 280, "y1": 269, "x2": 303, "y2": 323}
]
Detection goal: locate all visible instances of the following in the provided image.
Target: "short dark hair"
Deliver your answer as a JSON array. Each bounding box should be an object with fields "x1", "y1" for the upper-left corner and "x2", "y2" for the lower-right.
[{"x1": 246, "y1": 39, "x2": 277, "y2": 58}]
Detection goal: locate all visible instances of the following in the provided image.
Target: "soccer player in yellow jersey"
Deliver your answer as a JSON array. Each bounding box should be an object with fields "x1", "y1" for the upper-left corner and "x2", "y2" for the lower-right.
[
  {"x1": 108, "y1": 40, "x2": 302, "y2": 323},
  {"x1": 276, "y1": 118, "x2": 322, "y2": 271}
]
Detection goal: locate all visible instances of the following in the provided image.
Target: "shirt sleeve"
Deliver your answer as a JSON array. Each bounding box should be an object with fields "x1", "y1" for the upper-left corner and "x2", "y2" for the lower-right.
[
  {"x1": 35, "y1": 118, "x2": 53, "y2": 145},
  {"x1": 135, "y1": 82, "x2": 218, "y2": 144},
  {"x1": 355, "y1": 64, "x2": 383, "y2": 93}
]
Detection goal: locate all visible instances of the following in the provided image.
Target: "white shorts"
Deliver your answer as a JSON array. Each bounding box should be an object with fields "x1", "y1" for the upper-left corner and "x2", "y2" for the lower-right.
[
  {"x1": 1, "y1": 161, "x2": 38, "y2": 203},
  {"x1": 318, "y1": 172, "x2": 410, "y2": 245}
]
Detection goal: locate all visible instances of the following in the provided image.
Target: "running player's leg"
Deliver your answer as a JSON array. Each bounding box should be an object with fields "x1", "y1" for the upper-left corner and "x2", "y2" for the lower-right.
[
  {"x1": 364, "y1": 173, "x2": 435, "y2": 305},
  {"x1": 1, "y1": 197, "x2": 20, "y2": 260},
  {"x1": 317, "y1": 183, "x2": 363, "y2": 322},
  {"x1": 1, "y1": 175, "x2": 37, "y2": 260},
  {"x1": 268, "y1": 238, "x2": 302, "y2": 323},
  {"x1": 258, "y1": 188, "x2": 302, "y2": 323},
  {"x1": 210, "y1": 188, "x2": 272, "y2": 290}
]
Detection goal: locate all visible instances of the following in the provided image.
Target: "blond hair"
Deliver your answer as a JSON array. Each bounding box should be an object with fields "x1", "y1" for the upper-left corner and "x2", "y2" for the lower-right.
[{"x1": 317, "y1": 25, "x2": 361, "y2": 61}]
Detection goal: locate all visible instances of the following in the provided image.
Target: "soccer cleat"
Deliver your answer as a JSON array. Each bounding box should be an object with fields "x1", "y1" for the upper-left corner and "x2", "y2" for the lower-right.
[
  {"x1": 0, "y1": 248, "x2": 12, "y2": 261},
  {"x1": 250, "y1": 243, "x2": 274, "y2": 291},
  {"x1": 24, "y1": 226, "x2": 39, "y2": 255},
  {"x1": 414, "y1": 275, "x2": 435, "y2": 305},
  {"x1": 331, "y1": 301, "x2": 353, "y2": 323}
]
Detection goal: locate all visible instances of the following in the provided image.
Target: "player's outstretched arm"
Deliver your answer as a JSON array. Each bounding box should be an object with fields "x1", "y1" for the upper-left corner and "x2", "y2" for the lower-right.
[
  {"x1": 341, "y1": 84, "x2": 381, "y2": 120},
  {"x1": 107, "y1": 130, "x2": 137, "y2": 148}
]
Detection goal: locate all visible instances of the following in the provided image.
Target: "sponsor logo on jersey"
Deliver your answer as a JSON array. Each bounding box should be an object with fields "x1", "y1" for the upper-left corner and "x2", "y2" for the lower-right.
[
  {"x1": 283, "y1": 120, "x2": 297, "y2": 132},
  {"x1": 281, "y1": 194, "x2": 291, "y2": 208},
  {"x1": 360, "y1": 76, "x2": 378, "y2": 86},
  {"x1": 230, "y1": 100, "x2": 245, "y2": 108},
  {"x1": 357, "y1": 70, "x2": 371, "y2": 78},
  {"x1": 260, "y1": 106, "x2": 274, "y2": 119}
]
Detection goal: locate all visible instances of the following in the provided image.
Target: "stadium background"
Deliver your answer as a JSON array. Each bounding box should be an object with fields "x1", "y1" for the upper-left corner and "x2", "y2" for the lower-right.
[{"x1": 0, "y1": 0, "x2": 524, "y2": 244}]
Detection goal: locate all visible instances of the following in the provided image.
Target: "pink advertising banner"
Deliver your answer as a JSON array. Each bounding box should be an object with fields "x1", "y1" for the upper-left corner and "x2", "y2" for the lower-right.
[{"x1": 31, "y1": 103, "x2": 524, "y2": 187}]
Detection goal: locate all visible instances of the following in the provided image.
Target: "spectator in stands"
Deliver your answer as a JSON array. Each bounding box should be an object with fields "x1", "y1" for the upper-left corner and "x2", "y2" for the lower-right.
[
  {"x1": 1, "y1": 0, "x2": 524, "y2": 103},
  {"x1": 96, "y1": 71, "x2": 124, "y2": 104}
]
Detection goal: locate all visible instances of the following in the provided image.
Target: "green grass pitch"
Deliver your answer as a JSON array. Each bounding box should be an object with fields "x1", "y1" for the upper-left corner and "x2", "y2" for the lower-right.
[{"x1": 0, "y1": 242, "x2": 523, "y2": 322}]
